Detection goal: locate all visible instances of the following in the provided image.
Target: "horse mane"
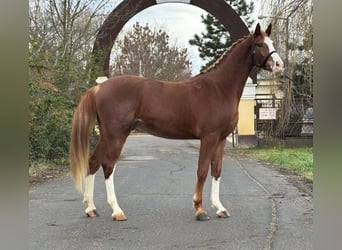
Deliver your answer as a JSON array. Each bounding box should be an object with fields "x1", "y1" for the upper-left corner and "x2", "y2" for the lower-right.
[{"x1": 200, "y1": 34, "x2": 251, "y2": 74}]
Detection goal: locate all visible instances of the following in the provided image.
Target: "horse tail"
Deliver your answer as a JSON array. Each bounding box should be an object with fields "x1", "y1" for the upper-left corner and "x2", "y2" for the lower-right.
[{"x1": 70, "y1": 85, "x2": 99, "y2": 193}]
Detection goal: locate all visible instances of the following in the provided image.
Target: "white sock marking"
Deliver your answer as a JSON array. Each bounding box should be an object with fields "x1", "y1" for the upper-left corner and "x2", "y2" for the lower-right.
[
  {"x1": 105, "y1": 164, "x2": 124, "y2": 216},
  {"x1": 210, "y1": 177, "x2": 228, "y2": 215},
  {"x1": 83, "y1": 174, "x2": 96, "y2": 213}
]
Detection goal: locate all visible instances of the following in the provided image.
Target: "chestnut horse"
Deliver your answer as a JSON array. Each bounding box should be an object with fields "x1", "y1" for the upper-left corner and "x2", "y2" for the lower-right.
[{"x1": 70, "y1": 23, "x2": 284, "y2": 221}]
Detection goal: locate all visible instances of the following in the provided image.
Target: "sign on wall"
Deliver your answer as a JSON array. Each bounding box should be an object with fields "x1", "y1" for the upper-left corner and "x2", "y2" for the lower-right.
[{"x1": 259, "y1": 108, "x2": 277, "y2": 120}]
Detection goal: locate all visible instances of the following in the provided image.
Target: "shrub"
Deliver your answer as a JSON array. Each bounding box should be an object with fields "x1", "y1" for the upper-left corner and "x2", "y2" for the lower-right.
[{"x1": 29, "y1": 80, "x2": 74, "y2": 165}]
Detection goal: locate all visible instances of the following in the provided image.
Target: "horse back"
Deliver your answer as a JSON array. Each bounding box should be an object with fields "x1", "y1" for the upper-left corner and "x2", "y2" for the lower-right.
[
  {"x1": 94, "y1": 75, "x2": 237, "y2": 139},
  {"x1": 94, "y1": 75, "x2": 196, "y2": 138}
]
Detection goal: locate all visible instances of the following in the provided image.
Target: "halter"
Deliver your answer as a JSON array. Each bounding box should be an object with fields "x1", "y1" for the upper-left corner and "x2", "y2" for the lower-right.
[{"x1": 252, "y1": 50, "x2": 277, "y2": 69}]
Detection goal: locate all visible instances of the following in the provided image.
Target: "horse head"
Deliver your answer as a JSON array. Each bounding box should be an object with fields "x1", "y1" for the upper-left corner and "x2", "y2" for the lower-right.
[{"x1": 252, "y1": 23, "x2": 284, "y2": 73}]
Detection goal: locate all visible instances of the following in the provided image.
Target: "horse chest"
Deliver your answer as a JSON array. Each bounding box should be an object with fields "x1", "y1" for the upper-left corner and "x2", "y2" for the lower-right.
[{"x1": 195, "y1": 106, "x2": 238, "y2": 138}]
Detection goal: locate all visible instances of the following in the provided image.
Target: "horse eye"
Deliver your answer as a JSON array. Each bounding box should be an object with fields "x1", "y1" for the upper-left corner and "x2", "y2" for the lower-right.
[{"x1": 255, "y1": 43, "x2": 263, "y2": 47}]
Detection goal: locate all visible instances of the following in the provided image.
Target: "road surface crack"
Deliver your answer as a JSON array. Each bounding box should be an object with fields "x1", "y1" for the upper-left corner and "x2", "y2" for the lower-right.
[
  {"x1": 164, "y1": 159, "x2": 187, "y2": 175},
  {"x1": 231, "y1": 156, "x2": 278, "y2": 250}
]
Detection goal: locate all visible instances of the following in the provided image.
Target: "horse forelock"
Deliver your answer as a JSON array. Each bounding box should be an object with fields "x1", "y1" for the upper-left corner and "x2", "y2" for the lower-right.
[{"x1": 200, "y1": 35, "x2": 251, "y2": 74}]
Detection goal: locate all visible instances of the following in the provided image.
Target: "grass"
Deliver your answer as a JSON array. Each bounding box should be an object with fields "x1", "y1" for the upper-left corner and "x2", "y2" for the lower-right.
[{"x1": 232, "y1": 147, "x2": 313, "y2": 180}]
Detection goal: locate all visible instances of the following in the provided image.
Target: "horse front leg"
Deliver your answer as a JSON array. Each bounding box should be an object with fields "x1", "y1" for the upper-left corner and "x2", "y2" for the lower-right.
[
  {"x1": 210, "y1": 139, "x2": 230, "y2": 218},
  {"x1": 193, "y1": 134, "x2": 218, "y2": 221}
]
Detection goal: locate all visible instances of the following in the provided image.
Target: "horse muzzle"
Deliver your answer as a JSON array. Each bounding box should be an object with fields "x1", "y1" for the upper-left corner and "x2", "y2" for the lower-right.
[{"x1": 269, "y1": 52, "x2": 285, "y2": 73}]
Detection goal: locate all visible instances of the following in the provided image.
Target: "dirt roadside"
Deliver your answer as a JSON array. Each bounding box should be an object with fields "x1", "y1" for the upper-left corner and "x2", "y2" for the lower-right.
[{"x1": 29, "y1": 164, "x2": 69, "y2": 187}]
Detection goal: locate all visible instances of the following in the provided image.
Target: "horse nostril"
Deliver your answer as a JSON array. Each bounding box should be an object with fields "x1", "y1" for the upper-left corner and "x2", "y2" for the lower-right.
[{"x1": 276, "y1": 61, "x2": 285, "y2": 68}]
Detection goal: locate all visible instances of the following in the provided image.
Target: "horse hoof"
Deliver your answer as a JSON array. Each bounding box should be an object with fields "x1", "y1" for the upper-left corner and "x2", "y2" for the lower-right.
[
  {"x1": 113, "y1": 212, "x2": 127, "y2": 221},
  {"x1": 196, "y1": 213, "x2": 210, "y2": 221},
  {"x1": 86, "y1": 210, "x2": 98, "y2": 217},
  {"x1": 217, "y1": 210, "x2": 230, "y2": 218}
]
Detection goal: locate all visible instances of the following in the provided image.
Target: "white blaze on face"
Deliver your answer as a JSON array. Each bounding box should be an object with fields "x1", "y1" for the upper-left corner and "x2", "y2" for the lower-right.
[{"x1": 264, "y1": 37, "x2": 285, "y2": 72}]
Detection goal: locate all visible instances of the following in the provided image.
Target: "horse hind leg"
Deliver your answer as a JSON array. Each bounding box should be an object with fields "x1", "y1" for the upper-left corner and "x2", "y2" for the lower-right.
[
  {"x1": 102, "y1": 137, "x2": 128, "y2": 221},
  {"x1": 83, "y1": 142, "x2": 103, "y2": 217},
  {"x1": 83, "y1": 174, "x2": 98, "y2": 217},
  {"x1": 105, "y1": 164, "x2": 127, "y2": 221}
]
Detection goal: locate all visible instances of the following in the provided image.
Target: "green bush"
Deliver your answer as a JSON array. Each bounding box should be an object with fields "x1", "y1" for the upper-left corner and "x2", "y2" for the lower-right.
[{"x1": 29, "y1": 81, "x2": 74, "y2": 165}]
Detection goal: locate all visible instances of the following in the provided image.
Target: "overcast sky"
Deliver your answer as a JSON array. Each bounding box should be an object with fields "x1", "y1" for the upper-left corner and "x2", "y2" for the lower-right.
[{"x1": 112, "y1": 1, "x2": 261, "y2": 75}]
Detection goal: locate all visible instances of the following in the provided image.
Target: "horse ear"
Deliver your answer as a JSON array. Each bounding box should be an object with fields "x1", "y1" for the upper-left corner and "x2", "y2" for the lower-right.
[
  {"x1": 254, "y1": 23, "x2": 261, "y2": 38},
  {"x1": 265, "y1": 23, "x2": 272, "y2": 36}
]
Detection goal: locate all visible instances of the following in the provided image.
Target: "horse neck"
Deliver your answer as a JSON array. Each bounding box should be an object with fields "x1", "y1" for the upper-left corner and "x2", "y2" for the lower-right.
[{"x1": 203, "y1": 35, "x2": 254, "y2": 99}]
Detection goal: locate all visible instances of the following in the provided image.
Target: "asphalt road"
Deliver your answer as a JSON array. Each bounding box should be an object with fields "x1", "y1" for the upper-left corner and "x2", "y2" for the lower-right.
[{"x1": 29, "y1": 135, "x2": 313, "y2": 250}]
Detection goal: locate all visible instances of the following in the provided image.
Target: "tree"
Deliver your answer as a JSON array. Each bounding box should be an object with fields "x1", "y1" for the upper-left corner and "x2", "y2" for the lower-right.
[
  {"x1": 111, "y1": 22, "x2": 192, "y2": 81},
  {"x1": 29, "y1": 0, "x2": 111, "y2": 95},
  {"x1": 189, "y1": 0, "x2": 254, "y2": 70},
  {"x1": 29, "y1": 0, "x2": 112, "y2": 164},
  {"x1": 258, "y1": 0, "x2": 313, "y2": 138}
]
